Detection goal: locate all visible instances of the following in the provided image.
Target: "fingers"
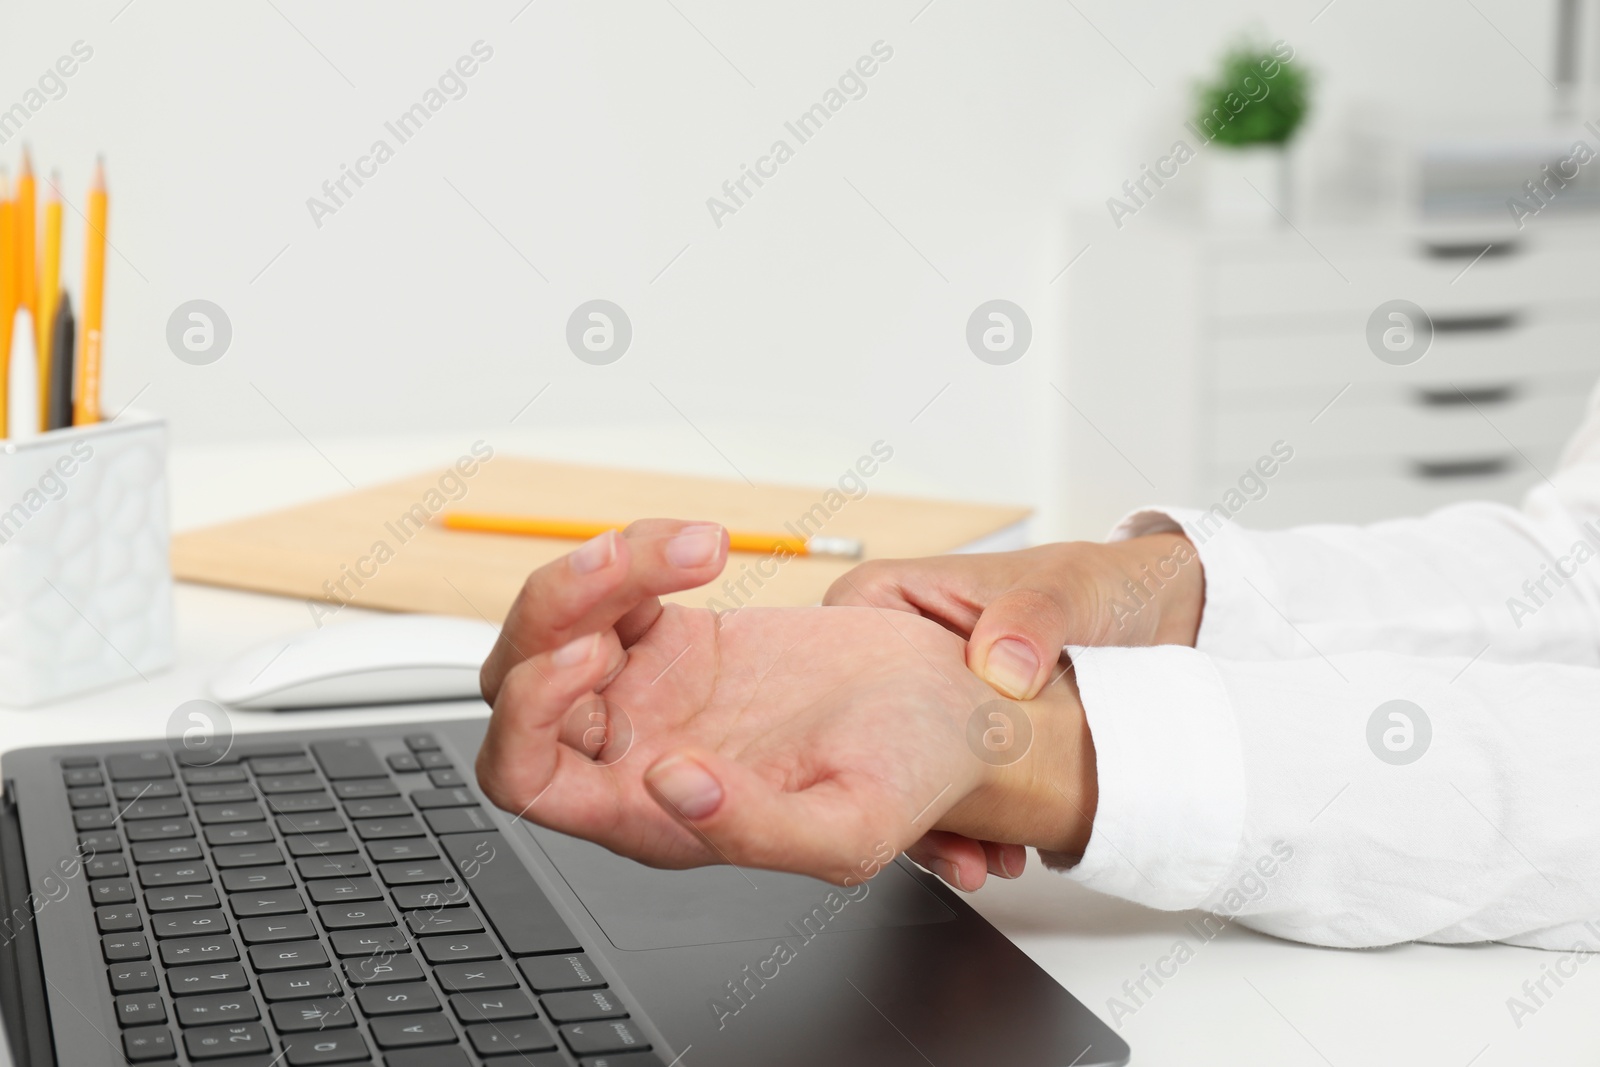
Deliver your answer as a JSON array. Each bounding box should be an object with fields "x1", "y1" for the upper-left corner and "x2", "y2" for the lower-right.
[
  {"x1": 967, "y1": 587, "x2": 1073, "y2": 700},
  {"x1": 480, "y1": 520, "x2": 729, "y2": 703},
  {"x1": 641, "y1": 748, "x2": 892, "y2": 885},
  {"x1": 476, "y1": 629, "x2": 627, "y2": 818},
  {"x1": 905, "y1": 832, "x2": 1027, "y2": 892}
]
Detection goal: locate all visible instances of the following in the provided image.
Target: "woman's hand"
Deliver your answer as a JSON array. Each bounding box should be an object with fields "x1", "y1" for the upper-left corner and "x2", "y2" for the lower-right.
[
  {"x1": 475, "y1": 520, "x2": 1096, "y2": 887},
  {"x1": 822, "y1": 532, "x2": 1201, "y2": 888}
]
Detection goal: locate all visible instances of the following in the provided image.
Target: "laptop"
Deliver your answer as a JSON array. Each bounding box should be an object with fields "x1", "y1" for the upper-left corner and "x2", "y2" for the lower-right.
[{"x1": 0, "y1": 718, "x2": 1129, "y2": 1066}]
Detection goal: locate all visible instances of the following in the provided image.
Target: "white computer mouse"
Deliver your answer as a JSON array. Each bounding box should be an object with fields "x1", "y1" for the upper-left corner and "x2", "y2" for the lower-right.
[{"x1": 209, "y1": 614, "x2": 499, "y2": 710}]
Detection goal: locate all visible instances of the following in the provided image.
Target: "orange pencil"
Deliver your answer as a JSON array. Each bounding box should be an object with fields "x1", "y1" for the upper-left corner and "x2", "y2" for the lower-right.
[
  {"x1": 75, "y1": 157, "x2": 106, "y2": 427},
  {"x1": 37, "y1": 173, "x2": 61, "y2": 424},
  {"x1": 0, "y1": 170, "x2": 14, "y2": 438},
  {"x1": 439, "y1": 512, "x2": 864, "y2": 559}
]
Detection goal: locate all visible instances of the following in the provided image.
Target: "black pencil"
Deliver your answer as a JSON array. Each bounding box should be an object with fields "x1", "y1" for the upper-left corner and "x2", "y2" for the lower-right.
[{"x1": 46, "y1": 291, "x2": 74, "y2": 432}]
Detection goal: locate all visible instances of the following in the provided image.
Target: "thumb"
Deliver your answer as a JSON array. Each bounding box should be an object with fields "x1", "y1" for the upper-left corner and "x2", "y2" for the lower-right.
[{"x1": 967, "y1": 587, "x2": 1072, "y2": 699}]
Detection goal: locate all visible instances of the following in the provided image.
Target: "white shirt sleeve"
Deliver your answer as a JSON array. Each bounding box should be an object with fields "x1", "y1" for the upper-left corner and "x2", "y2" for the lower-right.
[
  {"x1": 1105, "y1": 379, "x2": 1600, "y2": 667},
  {"x1": 1050, "y1": 644, "x2": 1600, "y2": 951}
]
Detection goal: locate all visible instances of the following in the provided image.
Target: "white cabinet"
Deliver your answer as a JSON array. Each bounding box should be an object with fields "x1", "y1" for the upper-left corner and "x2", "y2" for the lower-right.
[{"x1": 1054, "y1": 214, "x2": 1600, "y2": 539}]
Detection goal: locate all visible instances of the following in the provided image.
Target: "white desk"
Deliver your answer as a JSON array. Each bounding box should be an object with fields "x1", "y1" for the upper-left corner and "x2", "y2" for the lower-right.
[{"x1": 5, "y1": 440, "x2": 1594, "y2": 1066}]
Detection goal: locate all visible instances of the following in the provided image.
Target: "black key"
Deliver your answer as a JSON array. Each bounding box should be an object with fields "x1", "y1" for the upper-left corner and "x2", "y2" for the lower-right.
[
  {"x1": 406, "y1": 909, "x2": 483, "y2": 936},
  {"x1": 250, "y1": 755, "x2": 315, "y2": 776},
  {"x1": 579, "y1": 1055, "x2": 666, "y2": 1067},
  {"x1": 543, "y1": 987, "x2": 628, "y2": 1022},
  {"x1": 167, "y1": 962, "x2": 249, "y2": 996},
  {"x1": 110, "y1": 962, "x2": 160, "y2": 993},
  {"x1": 92, "y1": 878, "x2": 136, "y2": 905},
  {"x1": 405, "y1": 734, "x2": 439, "y2": 752},
  {"x1": 561, "y1": 1020, "x2": 650, "y2": 1057},
  {"x1": 115, "y1": 993, "x2": 167, "y2": 1027},
  {"x1": 232, "y1": 741, "x2": 306, "y2": 760},
  {"x1": 409, "y1": 788, "x2": 475, "y2": 809},
  {"x1": 184, "y1": 1021, "x2": 270, "y2": 1059},
  {"x1": 259, "y1": 968, "x2": 342, "y2": 1001},
  {"x1": 197, "y1": 801, "x2": 264, "y2": 825},
  {"x1": 286, "y1": 831, "x2": 357, "y2": 857},
  {"x1": 258, "y1": 774, "x2": 324, "y2": 794},
  {"x1": 132, "y1": 839, "x2": 203, "y2": 864},
  {"x1": 69, "y1": 787, "x2": 110, "y2": 808},
  {"x1": 122, "y1": 1025, "x2": 175, "y2": 1061},
  {"x1": 115, "y1": 780, "x2": 181, "y2": 800},
  {"x1": 387, "y1": 753, "x2": 421, "y2": 774},
  {"x1": 417, "y1": 752, "x2": 452, "y2": 771},
  {"x1": 344, "y1": 954, "x2": 426, "y2": 985},
  {"x1": 330, "y1": 928, "x2": 409, "y2": 957},
  {"x1": 282, "y1": 1029, "x2": 369, "y2": 1065},
  {"x1": 205, "y1": 822, "x2": 274, "y2": 846},
  {"x1": 433, "y1": 960, "x2": 516, "y2": 993},
  {"x1": 369, "y1": 1012, "x2": 456, "y2": 1048},
  {"x1": 160, "y1": 935, "x2": 238, "y2": 966},
  {"x1": 312, "y1": 739, "x2": 386, "y2": 780},
  {"x1": 78, "y1": 829, "x2": 122, "y2": 854},
  {"x1": 355, "y1": 981, "x2": 439, "y2": 1016},
  {"x1": 153, "y1": 910, "x2": 228, "y2": 939},
  {"x1": 387, "y1": 1049, "x2": 471, "y2": 1067},
  {"x1": 267, "y1": 792, "x2": 335, "y2": 814},
  {"x1": 188, "y1": 783, "x2": 255, "y2": 804},
  {"x1": 466, "y1": 1018, "x2": 557, "y2": 1055},
  {"x1": 121, "y1": 798, "x2": 187, "y2": 821},
  {"x1": 520, "y1": 953, "x2": 602, "y2": 993},
  {"x1": 108, "y1": 752, "x2": 174, "y2": 780},
  {"x1": 146, "y1": 886, "x2": 221, "y2": 912},
  {"x1": 418, "y1": 933, "x2": 499, "y2": 964},
  {"x1": 249, "y1": 940, "x2": 330, "y2": 971},
  {"x1": 450, "y1": 989, "x2": 537, "y2": 1023},
  {"x1": 176, "y1": 991, "x2": 260, "y2": 1027},
  {"x1": 183, "y1": 766, "x2": 246, "y2": 785},
  {"x1": 97, "y1": 905, "x2": 142, "y2": 933},
  {"x1": 297, "y1": 856, "x2": 369, "y2": 879},
  {"x1": 365, "y1": 838, "x2": 437, "y2": 863},
  {"x1": 318, "y1": 902, "x2": 396, "y2": 929},
  {"x1": 64, "y1": 766, "x2": 104, "y2": 786},
  {"x1": 222, "y1": 866, "x2": 295, "y2": 892},
  {"x1": 276, "y1": 812, "x2": 346, "y2": 835},
  {"x1": 61, "y1": 755, "x2": 100, "y2": 767},
  {"x1": 342, "y1": 797, "x2": 411, "y2": 819},
  {"x1": 378, "y1": 860, "x2": 452, "y2": 886},
  {"x1": 74, "y1": 809, "x2": 118, "y2": 831},
  {"x1": 442, "y1": 833, "x2": 581, "y2": 957},
  {"x1": 138, "y1": 860, "x2": 212, "y2": 887},
  {"x1": 229, "y1": 889, "x2": 306, "y2": 917},
  {"x1": 390, "y1": 883, "x2": 469, "y2": 910},
  {"x1": 86, "y1": 854, "x2": 129, "y2": 879},
  {"x1": 270, "y1": 997, "x2": 355, "y2": 1032},
  {"x1": 124, "y1": 818, "x2": 194, "y2": 842},
  {"x1": 428, "y1": 768, "x2": 466, "y2": 788},
  {"x1": 356, "y1": 817, "x2": 425, "y2": 841},
  {"x1": 332, "y1": 779, "x2": 397, "y2": 800},
  {"x1": 238, "y1": 915, "x2": 318, "y2": 944},
  {"x1": 102, "y1": 932, "x2": 151, "y2": 961},
  {"x1": 307, "y1": 877, "x2": 382, "y2": 904},
  {"x1": 212, "y1": 843, "x2": 284, "y2": 869}
]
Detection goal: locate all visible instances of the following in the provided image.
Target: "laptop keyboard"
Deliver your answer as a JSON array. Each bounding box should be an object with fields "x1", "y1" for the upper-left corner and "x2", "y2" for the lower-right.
[{"x1": 60, "y1": 734, "x2": 660, "y2": 1067}]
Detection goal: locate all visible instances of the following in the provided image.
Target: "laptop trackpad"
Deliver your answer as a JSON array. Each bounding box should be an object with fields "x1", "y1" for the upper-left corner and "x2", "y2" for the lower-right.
[{"x1": 533, "y1": 828, "x2": 956, "y2": 951}]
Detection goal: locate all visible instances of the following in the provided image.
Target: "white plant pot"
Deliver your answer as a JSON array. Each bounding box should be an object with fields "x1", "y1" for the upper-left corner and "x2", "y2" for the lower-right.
[{"x1": 1205, "y1": 145, "x2": 1289, "y2": 228}]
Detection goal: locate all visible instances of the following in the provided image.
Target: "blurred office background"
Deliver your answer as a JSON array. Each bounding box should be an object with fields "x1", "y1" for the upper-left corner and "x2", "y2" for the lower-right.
[{"x1": 2, "y1": 0, "x2": 1591, "y2": 540}]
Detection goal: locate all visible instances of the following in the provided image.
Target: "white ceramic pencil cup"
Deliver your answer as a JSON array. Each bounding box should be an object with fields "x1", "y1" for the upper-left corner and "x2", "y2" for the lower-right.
[{"x1": 0, "y1": 411, "x2": 174, "y2": 706}]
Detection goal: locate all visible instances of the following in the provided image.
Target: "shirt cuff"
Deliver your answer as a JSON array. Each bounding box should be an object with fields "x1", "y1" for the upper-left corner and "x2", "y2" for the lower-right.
[
  {"x1": 1041, "y1": 644, "x2": 1246, "y2": 911},
  {"x1": 1106, "y1": 505, "x2": 1288, "y2": 659}
]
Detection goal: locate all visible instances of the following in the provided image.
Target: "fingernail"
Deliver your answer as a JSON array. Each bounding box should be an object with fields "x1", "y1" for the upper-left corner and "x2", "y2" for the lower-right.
[
  {"x1": 929, "y1": 859, "x2": 962, "y2": 890},
  {"x1": 983, "y1": 638, "x2": 1040, "y2": 699},
  {"x1": 664, "y1": 524, "x2": 723, "y2": 568},
  {"x1": 551, "y1": 633, "x2": 599, "y2": 667},
  {"x1": 646, "y1": 756, "x2": 723, "y2": 820},
  {"x1": 570, "y1": 530, "x2": 617, "y2": 575}
]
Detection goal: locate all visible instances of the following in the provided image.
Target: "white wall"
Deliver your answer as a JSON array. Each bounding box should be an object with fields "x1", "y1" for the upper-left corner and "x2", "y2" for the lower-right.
[{"x1": 2, "y1": 0, "x2": 1557, "y2": 527}]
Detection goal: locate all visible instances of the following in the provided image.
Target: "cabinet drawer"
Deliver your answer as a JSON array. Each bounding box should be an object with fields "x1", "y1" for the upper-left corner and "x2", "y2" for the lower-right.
[
  {"x1": 1212, "y1": 319, "x2": 1600, "y2": 397},
  {"x1": 1208, "y1": 387, "x2": 1585, "y2": 465},
  {"x1": 1193, "y1": 464, "x2": 1541, "y2": 528}
]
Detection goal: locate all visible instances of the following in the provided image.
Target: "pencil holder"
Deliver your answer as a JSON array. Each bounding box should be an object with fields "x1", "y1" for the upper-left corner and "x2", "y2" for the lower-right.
[{"x1": 0, "y1": 411, "x2": 174, "y2": 706}]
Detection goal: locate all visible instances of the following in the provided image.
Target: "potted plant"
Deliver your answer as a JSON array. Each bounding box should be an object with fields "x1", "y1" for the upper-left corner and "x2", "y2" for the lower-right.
[{"x1": 1193, "y1": 39, "x2": 1311, "y2": 226}]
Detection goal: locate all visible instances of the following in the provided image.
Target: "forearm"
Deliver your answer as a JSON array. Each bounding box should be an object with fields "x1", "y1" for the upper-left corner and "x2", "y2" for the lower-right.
[{"x1": 1051, "y1": 644, "x2": 1600, "y2": 950}]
